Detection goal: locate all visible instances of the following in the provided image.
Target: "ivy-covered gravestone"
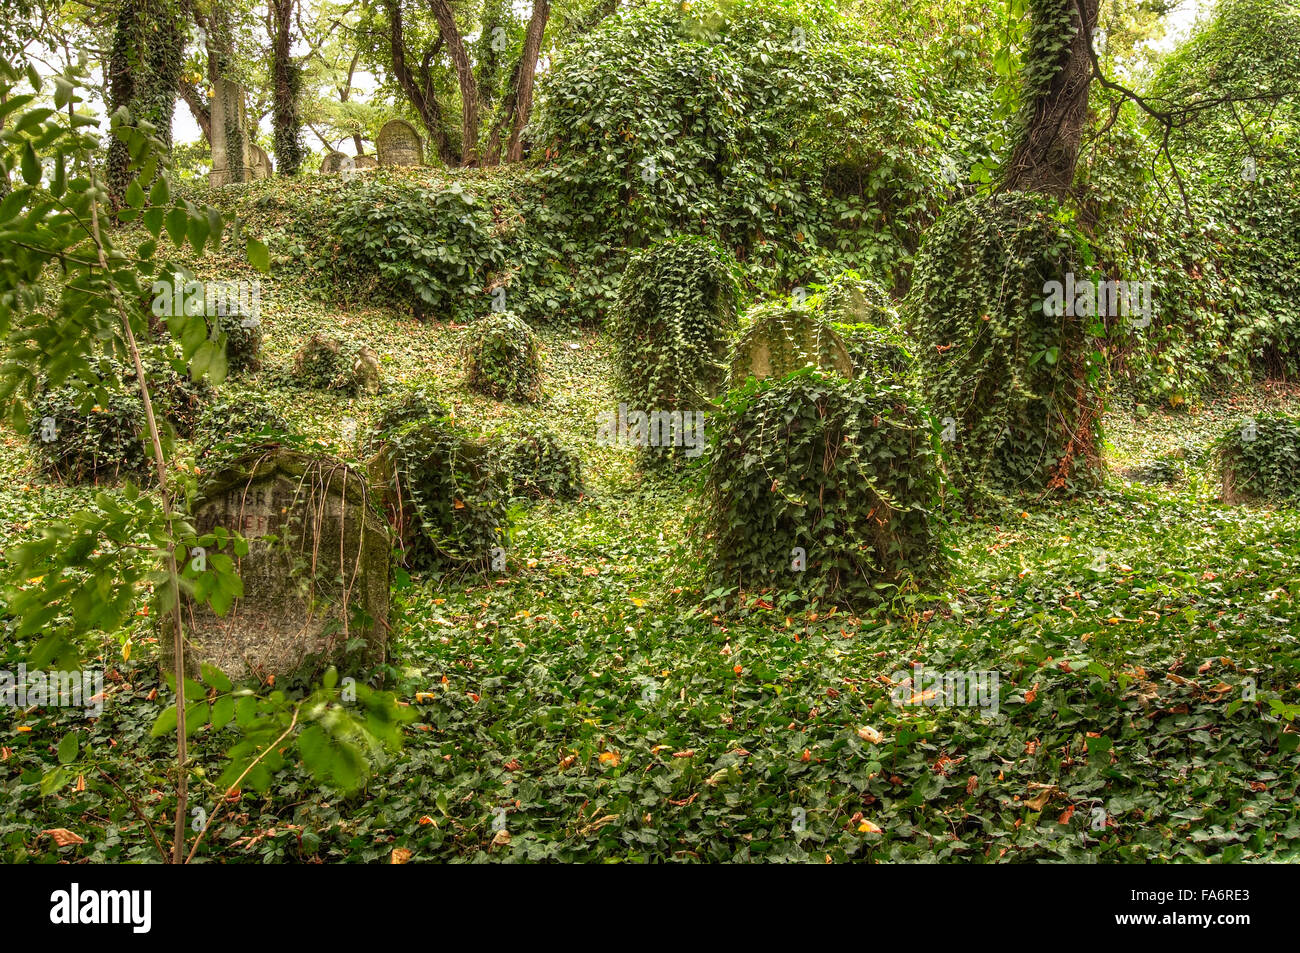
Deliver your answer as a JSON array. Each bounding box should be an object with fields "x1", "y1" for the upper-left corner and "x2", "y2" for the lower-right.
[
  {"x1": 176, "y1": 449, "x2": 391, "y2": 679},
  {"x1": 727, "y1": 303, "x2": 853, "y2": 387}
]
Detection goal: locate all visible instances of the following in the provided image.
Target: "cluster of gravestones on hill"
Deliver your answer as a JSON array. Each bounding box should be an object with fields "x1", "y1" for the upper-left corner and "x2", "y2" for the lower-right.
[{"x1": 320, "y1": 120, "x2": 425, "y2": 176}]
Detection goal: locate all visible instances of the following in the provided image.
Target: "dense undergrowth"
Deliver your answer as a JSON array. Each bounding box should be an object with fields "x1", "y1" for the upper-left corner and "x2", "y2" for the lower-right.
[{"x1": 1, "y1": 265, "x2": 1297, "y2": 860}]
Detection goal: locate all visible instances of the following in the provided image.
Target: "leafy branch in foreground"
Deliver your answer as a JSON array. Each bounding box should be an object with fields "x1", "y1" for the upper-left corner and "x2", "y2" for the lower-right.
[{"x1": 0, "y1": 60, "x2": 407, "y2": 862}]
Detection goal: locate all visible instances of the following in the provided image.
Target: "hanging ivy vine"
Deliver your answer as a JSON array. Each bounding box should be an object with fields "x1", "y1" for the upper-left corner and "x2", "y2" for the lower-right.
[{"x1": 908, "y1": 191, "x2": 1102, "y2": 500}]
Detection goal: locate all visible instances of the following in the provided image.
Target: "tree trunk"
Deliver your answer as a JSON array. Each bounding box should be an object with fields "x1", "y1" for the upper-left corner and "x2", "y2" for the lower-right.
[
  {"x1": 270, "y1": 0, "x2": 305, "y2": 175},
  {"x1": 385, "y1": 0, "x2": 455, "y2": 162},
  {"x1": 506, "y1": 0, "x2": 549, "y2": 163},
  {"x1": 1000, "y1": 0, "x2": 1100, "y2": 197},
  {"x1": 106, "y1": 0, "x2": 184, "y2": 209},
  {"x1": 429, "y1": 0, "x2": 479, "y2": 166},
  {"x1": 483, "y1": 59, "x2": 519, "y2": 166}
]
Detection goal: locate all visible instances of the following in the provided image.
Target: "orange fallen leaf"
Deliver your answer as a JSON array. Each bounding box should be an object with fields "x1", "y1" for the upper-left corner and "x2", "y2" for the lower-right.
[
  {"x1": 390, "y1": 847, "x2": 412, "y2": 864},
  {"x1": 43, "y1": 829, "x2": 84, "y2": 847}
]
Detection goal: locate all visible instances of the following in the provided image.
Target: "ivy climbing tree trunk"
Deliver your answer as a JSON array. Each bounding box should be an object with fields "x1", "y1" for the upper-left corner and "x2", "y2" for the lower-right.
[
  {"x1": 203, "y1": 7, "x2": 254, "y2": 185},
  {"x1": 1000, "y1": 0, "x2": 1100, "y2": 197},
  {"x1": 106, "y1": 0, "x2": 184, "y2": 209},
  {"x1": 428, "y1": 0, "x2": 480, "y2": 166},
  {"x1": 270, "y1": 0, "x2": 305, "y2": 175},
  {"x1": 505, "y1": 0, "x2": 549, "y2": 163}
]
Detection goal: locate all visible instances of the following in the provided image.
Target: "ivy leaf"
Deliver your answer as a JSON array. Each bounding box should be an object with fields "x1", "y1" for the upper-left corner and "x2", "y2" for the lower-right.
[{"x1": 246, "y1": 237, "x2": 270, "y2": 274}]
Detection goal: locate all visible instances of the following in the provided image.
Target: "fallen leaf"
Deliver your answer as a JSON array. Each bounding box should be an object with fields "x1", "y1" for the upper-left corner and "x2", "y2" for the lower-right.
[{"x1": 43, "y1": 828, "x2": 84, "y2": 847}]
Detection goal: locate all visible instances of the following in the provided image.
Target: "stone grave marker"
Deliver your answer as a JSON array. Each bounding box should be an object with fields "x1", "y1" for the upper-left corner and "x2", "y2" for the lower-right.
[
  {"x1": 728, "y1": 304, "x2": 854, "y2": 387},
  {"x1": 175, "y1": 448, "x2": 391, "y2": 678},
  {"x1": 377, "y1": 119, "x2": 424, "y2": 167}
]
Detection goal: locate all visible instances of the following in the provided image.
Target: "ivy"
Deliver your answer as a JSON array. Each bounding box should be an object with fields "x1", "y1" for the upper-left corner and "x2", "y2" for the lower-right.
[
  {"x1": 704, "y1": 369, "x2": 944, "y2": 607},
  {"x1": 461, "y1": 311, "x2": 543, "y2": 403},
  {"x1": 611, "y1": 236, "x2": 739, "y2": 414},
  {"x1": 908, "y1": 192, "x2": 1101, "y2": 500}
]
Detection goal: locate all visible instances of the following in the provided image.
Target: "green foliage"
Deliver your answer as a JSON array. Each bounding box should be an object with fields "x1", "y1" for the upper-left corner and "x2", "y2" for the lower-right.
[
  {"x1": 27, "y1": 358, "x2": 212, "y2": 482},
  {"x1": 818, "y1": 271, "x2": 912, "y2": 381},
  {"x1": 611, "y1": 236, "x2": 739, "y2": 412},
  {"x1": 461, "y1": 311, "x2": 542, "y2": 402},
  {"x1": 29, "y1": 382, "x2": 148, "y2": 483},
  {"x1": 330, "y1": 179, "x2": 504, "y2": 321},
  {"x1": 372, "y1": 416, "x2": 509, "y2": 573},
  {"x1": 1215, "y1": 415, "x2": 1300, "y2": 503},
  {"x1": 831, "y1": 321, "x2": 914, "y2": 382},
  {"x1": 195, "y1": 399, "x2": 296, "y2": 462},
  {"x1": 536, "y1": 0, "x2": 944, "y2": 291},
  {"x1": 909, "y1": 192, "x2": 1100, "y2": 499},
  {"x1": 368, "y1": 384, "x2": 449, "y2": 443},
  {"x1": 496, "y1": 424, "x2": 584, "y2": 501},
  {"x1": 705, "y1": 369, "x2": 943, "y2": 607},
  {"x1": 210, "y1": 309, "x2": 262, "y2": 375},
  {"x1": 815, "y1": 270, "x2": 900, "y2": 326},
  {"x1": 292, "y1": 333, "x2": 380, "y2": 395},
  {"x1": 1084, "y1": 0, "x2": 1300, "y2": 399}
]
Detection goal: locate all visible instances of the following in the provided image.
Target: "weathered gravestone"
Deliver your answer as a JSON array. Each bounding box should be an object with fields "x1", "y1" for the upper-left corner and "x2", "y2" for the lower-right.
[
  {"x1": 728, "y1": 303, "x2": 854, "y2": 387},
  {"x1": 321, "y1": 151, "x2": 347, "y2": 174},
  {"x1": 354, "y1": 154, "x2": 378, "y2": 170},
  {"x1": 175, "y1": 448, "x2": 391, "y2": 678},
  {"x1": 249, "y1": 143, "x2": 273, "y2": 180},
  {"x1": 377, "y1": 119, "x2": 424, "y2": 167}
]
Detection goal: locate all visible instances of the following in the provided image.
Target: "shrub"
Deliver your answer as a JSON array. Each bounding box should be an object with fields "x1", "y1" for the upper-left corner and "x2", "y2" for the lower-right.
[
  {"x1": 27, "y1": 359, "x2": 212, "y2": 482},
  {"x1": 461, "y1": 311, "x2": 543, "y2": 402},
  {"x1": 908, "y1": 192, "x2": 1100, "y2": 499},
  {"x1": 369, "y1": 417, "x2": 509, "y2": 572},
  {"x1": 212, "y1": 309, "x2": 263, "y2": 374},
  {"x1": 536, "y1": 0, "x2": 943, "y2": 292},
  {"x1": 496, "y1": 424, "x2": 584, "y2": 501},
  {"x1": 331, "y1": 180, "x2": 504, "y2": 321},
  {"x1": 705, "y1": 370, "x2": 944, "y2": 607},
  {"x1": 195, "y1": 399, "x2": 296, "y2": 461},
  {"x1": 28, "y1": 384, "x2": 147, "y2": 483},
  {"x1": 292, "y1": 333, "x2": 381, "y2": 395},
  {"x1": 611, "y1": 236, "x2": 739, "y2": 411},
  {"x1": 1215, "y1": 415, "x2": 1300, "y2": 503}
]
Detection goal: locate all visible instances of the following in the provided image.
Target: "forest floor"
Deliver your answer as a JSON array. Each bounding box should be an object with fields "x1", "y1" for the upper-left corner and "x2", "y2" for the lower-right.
[{"x1": 2, "y1": 265, "x2": 1299, "y2": 863}]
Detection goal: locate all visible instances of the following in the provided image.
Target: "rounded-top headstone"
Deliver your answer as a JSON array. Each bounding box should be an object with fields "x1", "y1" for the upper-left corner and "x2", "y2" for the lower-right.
[
  {"x1": 377, "y1": 119, "x2": 424, "y2": 168},
  {"x1": 728, "y1": 303, "x2": 854, "y2": 387}
]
